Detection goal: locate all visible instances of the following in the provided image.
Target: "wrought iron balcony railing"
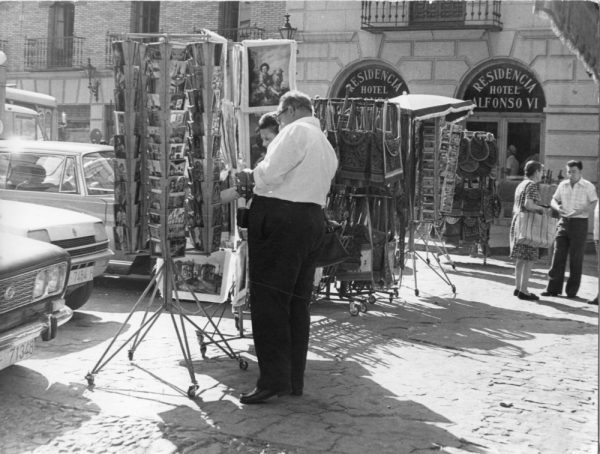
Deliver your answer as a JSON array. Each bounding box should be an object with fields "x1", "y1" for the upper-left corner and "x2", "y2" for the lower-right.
[
  {"x1": 24, "y1": 36, "x2": 85, "y2": 71},
  {"x1": 361, "y1": 1, "x2": 502, "y2": 31},
  {"x1": 217, "y1": 26, "x2": 265, "y2": 42}
]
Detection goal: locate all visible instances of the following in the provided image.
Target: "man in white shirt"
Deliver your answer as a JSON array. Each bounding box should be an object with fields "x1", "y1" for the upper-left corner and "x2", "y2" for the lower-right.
[
  {"x1": 505, "y1": 145, "x2": 520, "y2": 177},
  {"x1": 239, "y1": 91, "x2": 338, "y2": 404},
  {"x1": 542, "y1": 160, "x2": 598, "y2": 298}
]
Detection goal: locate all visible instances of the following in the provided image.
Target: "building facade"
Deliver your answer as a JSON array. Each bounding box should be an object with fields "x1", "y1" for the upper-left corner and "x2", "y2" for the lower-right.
[{"x1": 1, "y1": 1, "x2": 598, "y2": 184}]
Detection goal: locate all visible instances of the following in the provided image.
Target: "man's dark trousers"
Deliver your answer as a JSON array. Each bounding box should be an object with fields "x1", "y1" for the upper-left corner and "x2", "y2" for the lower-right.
[
  {"x1": 248, "y1": 195, "x2": 324, "y2": 393},
  {"x1": 546, "y1": 217, "x2": 588, "y2": 296}
]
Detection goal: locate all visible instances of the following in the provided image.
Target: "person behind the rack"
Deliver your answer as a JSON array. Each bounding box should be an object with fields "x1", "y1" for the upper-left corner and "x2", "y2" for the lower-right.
[
  {"x1": 509, "y1": 160, "x2": 549, "y2": 301},
  {"x1": 235, "y1": 90, "x2": 338, "y2": 404},
  {"x1": 505, "y1": 144, "x2": 520, "y2": 177},
  {"x1": 254, "y1": 112, "x2": 279, "y2": 167}
]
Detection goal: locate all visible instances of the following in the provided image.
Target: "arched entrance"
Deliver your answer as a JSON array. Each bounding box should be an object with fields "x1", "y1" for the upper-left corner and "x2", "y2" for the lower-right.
[
  {"x1": 329, "y1": 59, "x2": 409, "y2": 98},
  {"x1": 457, "y1": 59, "x2": 546, "y2": 178}
]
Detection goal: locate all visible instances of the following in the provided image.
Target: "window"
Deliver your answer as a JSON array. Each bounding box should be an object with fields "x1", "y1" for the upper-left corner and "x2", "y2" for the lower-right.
[
  {"x1": 48, "y1": 2, "x2": 75, "y2": 67},
  {"x1": 132, "y1": 1, "x2": 160, "y2": 34},
  {"x1": 60, "y1": 157, "x2": 78, "y2": 193},
  {"x1": 83, "y1": 151, "x2": 115, "y2": 195},
  {"x1": 4, "y1": 153, "x2": 63, "y2": 192}
]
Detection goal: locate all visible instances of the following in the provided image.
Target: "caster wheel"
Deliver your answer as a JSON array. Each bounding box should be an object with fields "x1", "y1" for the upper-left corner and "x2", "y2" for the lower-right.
[
  {"x1": 451, "y1": 285, "x2": 456, "y2": 293},
  {"x1": 426, "y1": 258, "x2": 430, "y2": 265},
  {"x1": 415, "y1": 289, "x2": 420, "y2": 297},
  {"x1": 349, "y1": 303, "x2": 359, "y2": 316},
  {"x1": 187, "y1": 384, "x2": 199, "y2": 399},
  {"x1": 128, "y1": 350, "x2": 134, "y2": 361},
  {"x1": 200, "y1": 344, "x2": 207, "y2": 359},
  {"x1": 452, "y1": 264, "x2": 456, "y2": 270},
  {"x1": 368, "y1": 294, "x2": 376, "y2": 305},
  {"x1": 234, "y1": 315, "x2": 240, "y2": 332},
  {"x1": 85, "y1": 373, "x2": 95, "y2": 387},
  {"x1": 359, "y1": 301, "x2": 368, "y2": 313},
  {"x1": 239, "y1": 359, "x2": 249, "y2": 370}
]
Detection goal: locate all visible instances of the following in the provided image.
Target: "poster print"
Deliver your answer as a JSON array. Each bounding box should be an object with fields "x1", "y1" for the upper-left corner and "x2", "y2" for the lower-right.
[{"x1": 242, "y1": 40, "x2": 297, "y2": 112}]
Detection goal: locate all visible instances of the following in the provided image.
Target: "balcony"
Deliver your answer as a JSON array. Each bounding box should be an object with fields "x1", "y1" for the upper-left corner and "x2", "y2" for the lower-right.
[
  {"x1": 361, "y1": 1, "x2": 502, "y2": 31},
  {"x1": 217, "y1": 26, "x2": 265, "y2": 41},
  {"x1": 24, "y1": 36, "x2": 85, "y2": 71}
]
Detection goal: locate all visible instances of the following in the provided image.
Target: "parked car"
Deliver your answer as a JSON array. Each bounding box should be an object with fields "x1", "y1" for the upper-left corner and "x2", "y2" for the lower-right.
[
  {"x1": 0, "y1": 199, "x2": 113, "y2": 310},
  {"x1": 0, "y1": 139, "x2": 150, "y2": 274},
  {"x1": 0, "y1": 232, "x2": 72, "y2": 371}
]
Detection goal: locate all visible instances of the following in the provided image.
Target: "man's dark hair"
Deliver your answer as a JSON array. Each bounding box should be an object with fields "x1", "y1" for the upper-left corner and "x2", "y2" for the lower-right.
[
  {"x1": 257, "y1": 112, "x2": 279, "y2": 134},
  {"x1": 524, "y1": 160, "x2": 542, "y2": 177},
  {"x1": 567, "y1": 160, "x2": 583, "y2": 170},
  {"x1": 279, "y1": 90, "x2": 313, "y2": 114}
]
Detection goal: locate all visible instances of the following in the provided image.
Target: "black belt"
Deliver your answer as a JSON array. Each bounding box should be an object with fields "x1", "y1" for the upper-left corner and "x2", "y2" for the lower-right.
[{"x1": 253, "y1": 194, "x2": 321, "y2": 209}]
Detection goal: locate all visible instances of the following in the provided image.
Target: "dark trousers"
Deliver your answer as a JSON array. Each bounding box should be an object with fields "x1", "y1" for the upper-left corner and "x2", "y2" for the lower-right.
[
  {"x1": 248, "y1": 196, "x2": 324, "y2": 392},
  {"x1": 547, "y1": 217, "x2": 588, "y2": 296}
]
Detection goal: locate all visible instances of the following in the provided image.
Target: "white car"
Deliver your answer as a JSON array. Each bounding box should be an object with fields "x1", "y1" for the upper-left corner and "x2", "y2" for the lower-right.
[{"x1": 0, "y1": 199, "x2": 113, "y2": 310}]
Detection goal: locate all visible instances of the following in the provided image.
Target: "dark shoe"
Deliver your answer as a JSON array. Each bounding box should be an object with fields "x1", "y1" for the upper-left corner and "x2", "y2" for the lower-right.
[
  {"x1": 587, "y1": 298, "x2": 598, "y2": 305},
  {"x1": 541, "y1": 291, "x2": 559, "y2": 297},
  {"x1": 566, "y1": 294, "x2": 577, "y2": 299},
  {"x1": 517, "y1": 291, "x2": 537, "y2": 301},
  {"x1": 240, "y1": 388, "x2": 280, "y2": 404},
  {"x1": 513, "y1": 289, "x2": 519, "y2": 296},
  {"x1": 291, "y1": 388, "x2": 303, "y2": 396}
]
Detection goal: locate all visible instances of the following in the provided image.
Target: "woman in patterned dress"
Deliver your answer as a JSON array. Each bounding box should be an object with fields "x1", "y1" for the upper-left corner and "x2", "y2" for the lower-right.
[{"x1": 509, "y1": 160, "x2": 548, "y2": 300}]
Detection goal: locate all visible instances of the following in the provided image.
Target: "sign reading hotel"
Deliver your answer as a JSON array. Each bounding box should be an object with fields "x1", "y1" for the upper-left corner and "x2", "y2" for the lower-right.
[
  {"x1": 463, "y1": 63, "x2": 545, "y2": 113},
  {"x1": 335, "y1": 64, "x2": 408, "y2": 98}
]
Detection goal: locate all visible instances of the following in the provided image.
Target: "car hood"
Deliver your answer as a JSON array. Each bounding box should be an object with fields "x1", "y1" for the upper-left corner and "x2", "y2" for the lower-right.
[
  {"x1": 0, "y1": 199, "x2": 102, "y2": 230},
  {"x1": 0, "y1": 232, "x2": 70, "y2": 276}
]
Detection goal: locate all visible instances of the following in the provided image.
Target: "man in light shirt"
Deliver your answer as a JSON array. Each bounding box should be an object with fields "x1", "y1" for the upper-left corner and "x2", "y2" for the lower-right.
[
  {"x1": 238, "y1": 91, "x2": 338, "y2": 404},
  {"x1": 542, "y1": 160, "x2": 598, "y2": 298}
]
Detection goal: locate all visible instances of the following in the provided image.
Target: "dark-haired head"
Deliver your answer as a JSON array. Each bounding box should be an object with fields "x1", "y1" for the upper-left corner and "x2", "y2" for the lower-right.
[
  {"x1": 257, "y1": 112, "x2": 279, "y2": 134},
  {"x1": 524, "y1": 160, "x2": 542, "y2": 178},
  {"x1": 567, "y1": 160, "x2": 582, "y2": 170}
]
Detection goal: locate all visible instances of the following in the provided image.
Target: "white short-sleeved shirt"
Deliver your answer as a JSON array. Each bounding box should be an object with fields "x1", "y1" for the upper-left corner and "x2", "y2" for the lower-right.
[
  {"x1": 552, "y1": 177, "x2": 598, "y2": 218},
  {"x1": 253, "y1": 116, "x2": 338, "y2": 206}
]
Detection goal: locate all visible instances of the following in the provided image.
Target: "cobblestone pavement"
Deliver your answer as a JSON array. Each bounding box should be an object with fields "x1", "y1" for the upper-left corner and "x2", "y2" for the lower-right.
[{"x1": 0, "y1": 253, "x2": 597, "y2": 454}]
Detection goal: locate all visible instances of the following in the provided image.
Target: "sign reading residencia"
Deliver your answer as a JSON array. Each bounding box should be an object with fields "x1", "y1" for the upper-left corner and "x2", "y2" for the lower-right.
[
  {"x1": 335, "y1": 64, "x2": 409, "y2": 98},
  {"x1": 463, "y1": 62, "x2": 546, "y2": 113}
]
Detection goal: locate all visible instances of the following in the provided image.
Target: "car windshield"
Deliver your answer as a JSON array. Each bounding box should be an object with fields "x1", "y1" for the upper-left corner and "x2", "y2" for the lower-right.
[{"x1": 83, "y1": 150, "x2": 115, "y2": 195}]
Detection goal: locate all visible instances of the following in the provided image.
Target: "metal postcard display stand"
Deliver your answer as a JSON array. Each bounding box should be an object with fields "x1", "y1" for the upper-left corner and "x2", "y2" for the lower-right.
[{"x1": 86, "y1": 32, "x2": 248, "y2": 400}]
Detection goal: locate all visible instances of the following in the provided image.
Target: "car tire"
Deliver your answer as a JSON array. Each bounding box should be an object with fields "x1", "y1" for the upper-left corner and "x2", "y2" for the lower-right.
[{"x1": 65, "y1": 281, "x2": 94, "y2": 310}]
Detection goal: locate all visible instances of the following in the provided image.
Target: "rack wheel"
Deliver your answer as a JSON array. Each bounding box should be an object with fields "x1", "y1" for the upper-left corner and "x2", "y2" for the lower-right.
[
  {"x1": 234, "y1": 314, "x2": 240, "y2": 331},
  {"x1": 414, "y1": 289, "x2": 420, "y2": 297},
  {"x1": 359, "y1": 301, "x2": 368, "y2": 313},
  {"x1": 187, "y1": 384, "x2": 199, "y2": 399},
  {"x1": 349, "y1": 303, "x2": 359, "y2": 316},
  {"x1": 393, "y1": 288, "x2": 399, "y2": 297},
  {"x1": 339, "y1": 281, "x2": 349, "y2": 297},
  {"x1": 451, "y1": 285, "x2": 456, "y2": 293},
  {"x1": 200, "y1": 344, "x2": 207, "y2": 359},
  {"x1": 426, "y1": 258, "x2": 430, "y2": 265},
  {"x1": 85, "y1": 373, "x2": 95, "y2": 387},
  {"x1": 239, "y1": 359, "x2": 249, "y2": 370},
  {"x1": 128, "y1": 349, "x2": 134, "y2": 361},
  {"x1": 452, "y1": 264, "x2": 456, "y2": 270},
  {"x1": 368, "y1": 294, "x2": 376, "y2": 305}
]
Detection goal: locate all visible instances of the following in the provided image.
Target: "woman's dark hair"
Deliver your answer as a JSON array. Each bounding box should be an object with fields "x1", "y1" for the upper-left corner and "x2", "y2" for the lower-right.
[
  {"x1": 524, "y1": 160, "x2": 542, "y2": 177},
  {"x1": 567, "y1": 160, "x2": 583, "y2": 170},
  {"x1": 257, "y1": 112, "x2": 279, "y2": 134}
]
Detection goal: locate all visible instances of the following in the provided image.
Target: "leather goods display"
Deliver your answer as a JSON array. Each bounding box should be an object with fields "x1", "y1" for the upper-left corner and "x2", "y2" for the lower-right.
[
  {"x1": 515, "y1": 211, "x2": 557, "y2": 248},
  {"x1": 468, "y1": 135, "x2": 489, "y2": 161}
]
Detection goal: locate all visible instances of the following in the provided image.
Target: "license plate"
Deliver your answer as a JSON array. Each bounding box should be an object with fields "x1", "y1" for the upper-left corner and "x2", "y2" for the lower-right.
[
  {"x1": 0, "y1": 338, "x2": 35, "y2": 370},
  {"x1": 69, "y1": 265, "x2": 95, "y2": 286}
]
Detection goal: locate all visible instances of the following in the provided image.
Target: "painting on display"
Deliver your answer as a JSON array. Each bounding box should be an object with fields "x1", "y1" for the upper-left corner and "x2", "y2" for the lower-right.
[{"x1": 242, "y1": 40, "x2": 297, "y2": 112}]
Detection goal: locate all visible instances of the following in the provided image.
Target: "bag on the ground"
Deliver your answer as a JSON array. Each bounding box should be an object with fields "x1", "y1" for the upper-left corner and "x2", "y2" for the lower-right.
[{"x1": 516, "y1": 211, "x2": 557, "y2": 248}]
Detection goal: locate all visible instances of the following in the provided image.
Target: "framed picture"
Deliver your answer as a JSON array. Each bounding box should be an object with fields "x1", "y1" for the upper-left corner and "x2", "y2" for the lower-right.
[
  {"x1": 248, "y1": 113, "x2": 268, "y2": 168},
  {"x1": 241, "y1": 40, "x2": 297, "y2": 112},
  {"x1": 158, "y1": 249, "x2": 235, "y2": 304}
]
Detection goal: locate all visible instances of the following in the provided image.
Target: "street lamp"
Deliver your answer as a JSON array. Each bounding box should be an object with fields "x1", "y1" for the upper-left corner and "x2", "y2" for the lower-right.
[
  {"x1": 82, "y1": 58, "x2": 100, "y2": 102},
  {"x1": 279, "y1": 14, "x2": 297, "y2": 40}
]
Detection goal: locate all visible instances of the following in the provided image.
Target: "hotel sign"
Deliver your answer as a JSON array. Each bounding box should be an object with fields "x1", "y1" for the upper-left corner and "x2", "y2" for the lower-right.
[
  {"x1": 463, "y1": 62, "x2": 545, "y2": 113},
  {"x1": 335, "y1": 64, "x2": 408, "y2": 98}
]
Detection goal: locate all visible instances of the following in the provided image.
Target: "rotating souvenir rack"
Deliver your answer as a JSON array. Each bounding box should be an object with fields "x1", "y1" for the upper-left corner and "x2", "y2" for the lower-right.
[
  {"x1": 312, "y1": 98, "x2": 402, "y2": 315},
  {"x1": 87, "y1": 32, "x2": 248, "y2": 400},
  {"x1": 438, "y1": 130, "x2": 500, "y2": 265}
]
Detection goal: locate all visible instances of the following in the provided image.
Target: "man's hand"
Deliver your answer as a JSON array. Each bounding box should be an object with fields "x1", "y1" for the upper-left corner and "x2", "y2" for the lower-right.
[{"x1": 235, "y1": 169, "x2": 254, "y2": 199}]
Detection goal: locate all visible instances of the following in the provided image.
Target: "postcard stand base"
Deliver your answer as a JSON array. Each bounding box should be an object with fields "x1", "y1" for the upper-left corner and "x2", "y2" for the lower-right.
[{"x1": 85, "y1": 257, "x2": 248, "y2": 400}]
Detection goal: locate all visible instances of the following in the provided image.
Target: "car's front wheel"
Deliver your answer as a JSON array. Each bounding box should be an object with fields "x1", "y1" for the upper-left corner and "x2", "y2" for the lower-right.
[{"x1": 65, "y1": 281, "x2": 94, "y2": 310}]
